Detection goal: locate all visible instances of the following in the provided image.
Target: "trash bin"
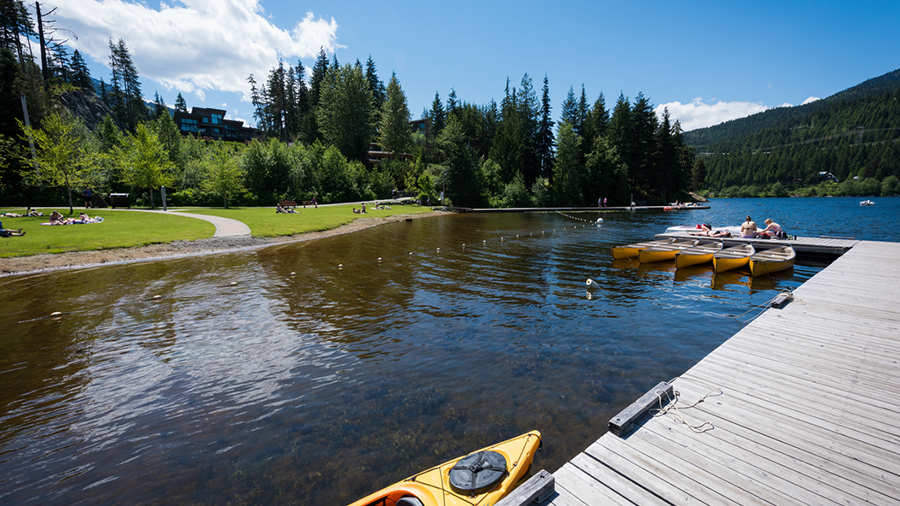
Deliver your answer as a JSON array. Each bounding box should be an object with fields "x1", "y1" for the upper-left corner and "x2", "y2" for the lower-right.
[{"x1": 109, "y1": 193, "x2": 130, "y2": 208}]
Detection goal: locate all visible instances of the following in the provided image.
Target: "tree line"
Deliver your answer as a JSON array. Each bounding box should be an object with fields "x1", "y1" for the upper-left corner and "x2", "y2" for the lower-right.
[{"x1": 2, "y1": 0, "x2": 695, "y2": 210}]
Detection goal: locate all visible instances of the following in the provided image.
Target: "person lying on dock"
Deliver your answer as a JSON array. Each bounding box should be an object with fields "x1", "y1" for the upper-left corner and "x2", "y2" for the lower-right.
[{"x1": 692, "y1": 224, "x2": 731, "y2": 237}]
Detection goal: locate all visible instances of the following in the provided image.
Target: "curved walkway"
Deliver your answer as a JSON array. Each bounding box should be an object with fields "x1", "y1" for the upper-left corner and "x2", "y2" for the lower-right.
[{"x1": 142, "y1": 209, "x2": 251, "y2": 237}]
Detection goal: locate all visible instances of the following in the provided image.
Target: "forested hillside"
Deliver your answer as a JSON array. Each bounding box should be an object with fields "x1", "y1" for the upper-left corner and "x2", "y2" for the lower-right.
[{"x1": 684, "y1": 69, "x2": 900, "y2": 196}]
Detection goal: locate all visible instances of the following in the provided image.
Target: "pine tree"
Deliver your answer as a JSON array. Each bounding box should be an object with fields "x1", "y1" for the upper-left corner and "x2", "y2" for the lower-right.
[
  {"x1": 537, "y1": 75, "x2": 555, "y2": 178},
  {"x1": 153, "y1": 91, "x2": 166, "y2": 118},
  {"x1": 560, "y1": 86, "x2": 578, "y2": 126},
  {"x1": 379, "y1": 72, "x2": 411, "y2": 153},
  {"x1": 430, "y1": 92, "x2": 446, "y2": 136},
  {"x1": 576, "y1": 85, "x2": 589, "y2": 136},
  {"x1": 608, "y1": 93, "x2": 633, "y2": 195},
  {"x1": 316, "y1": 63, "x2": 375, "y2": 162},
  {"x1": 630, "y1": 92, "x2": 658, "y2": 200},
  {"x1": 585, "y1": 93, "x2": 609, "y2": 145},
  {"x1": 447, "y1": 88, "x2": 459, "y2": 117},
  {"x1": 99, "y1": 78, "x2": 108, "y2": 105},
  {"x1": 552, "y1": 122, "x2": 582, "y2": 204},
  {"x1": 70, "y1": 49, "x2": 92, "y2": 89},
  {"x1": 365, "y1": 55, "x2": 386, "y2": 111},
  {"x1": 174, "y1": 92, "x2": 187, "y2": 113},
  {"x1": 517, "y1": 73, "x2": 540, "y2": 186}
]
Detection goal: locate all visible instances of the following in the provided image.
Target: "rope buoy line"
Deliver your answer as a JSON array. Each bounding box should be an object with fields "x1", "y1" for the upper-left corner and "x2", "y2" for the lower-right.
[
  {"x1": 555, "y1": 211, "x2": 599, "y2": 224},
  {"x1": 330, "y1": 222, "x2": 592, "y2": 270}
]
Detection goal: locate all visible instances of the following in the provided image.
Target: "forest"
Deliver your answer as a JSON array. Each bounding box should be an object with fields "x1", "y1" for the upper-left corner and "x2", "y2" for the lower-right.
[
  {"x1": 685, "y1": 69, "x2": 900, "y2": 197},
  {"x1": 0, "y1": 1, "x2": 694, "y2": 210}
]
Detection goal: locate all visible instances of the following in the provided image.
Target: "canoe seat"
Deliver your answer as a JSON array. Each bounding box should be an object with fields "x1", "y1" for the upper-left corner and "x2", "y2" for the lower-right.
[{"x1": 396, "y1": 497, "x2": 425, "y2": 506}]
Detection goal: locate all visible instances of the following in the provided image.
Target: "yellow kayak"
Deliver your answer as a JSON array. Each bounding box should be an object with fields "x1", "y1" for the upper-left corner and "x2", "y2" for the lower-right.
[
  {"x1": 675, "y1": 241, "x2": 723, "y2": 269},
  {"x1": 713, "y1": 244, "x2": 755, "y2": 272},
  {"x1": 637, "y1": 239, "x2": 699, "y2": 263},
  {"x1": 349, "y1": 431, "x2": 542, "y2": 506},
  {"x1": 750, "y1": 246, "x2": 795, "y2": 277},
  {"x1": 612, "y1": 239, "x2": 677, "y2": 259}
]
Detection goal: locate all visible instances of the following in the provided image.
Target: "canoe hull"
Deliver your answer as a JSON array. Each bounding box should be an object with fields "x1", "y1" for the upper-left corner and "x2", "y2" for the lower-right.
[
  {"x1": 676, "y1": 252, "x2": 714, "y2": 268},
  {"x1": 639, "y1": 248, "x2": 678, "y2": 263},
  {"x1": 750, "y1": 259, "x2": 793, "y2": 276},
  {"x1": 349, "y1": 431, "x2": 542, "y2": 506},
  {"x1": 714, "y1": 255, "x2": 749, "y2": 273},
  {"x1": 612, "y1": 246, "x2": 641, "y2": 259}
]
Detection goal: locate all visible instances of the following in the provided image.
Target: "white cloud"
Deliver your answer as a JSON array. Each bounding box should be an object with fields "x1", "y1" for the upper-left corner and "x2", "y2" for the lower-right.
[
  {"x1": 655, "y1": 98, "x2": 769, "y2": 131},
  {"x1": 45, "y1": 0, "x2": 340, "y2": 101},
  {"x1": 802, "y1": 96, "x2": 820, "y2": 105}
]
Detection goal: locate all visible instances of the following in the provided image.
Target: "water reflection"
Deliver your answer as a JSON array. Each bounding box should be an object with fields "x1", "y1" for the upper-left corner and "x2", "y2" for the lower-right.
[{"x1": 0, "y1": 212, "x2": 824, "y2": 504}]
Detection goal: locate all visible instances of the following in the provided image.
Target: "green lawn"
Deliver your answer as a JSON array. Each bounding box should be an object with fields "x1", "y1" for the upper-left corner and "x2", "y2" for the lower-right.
[
  {"x1": 0, "y1": 208, "x2": 215, "y2": 257},
  {"x1": 186, "y1": 203, "x2": 434, "y2": 237}
]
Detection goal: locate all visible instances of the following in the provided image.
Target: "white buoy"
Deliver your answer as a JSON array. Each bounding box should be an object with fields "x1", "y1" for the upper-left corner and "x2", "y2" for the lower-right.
[
  {"x1": 230, "y1": 281, "x2": 238, "y2": 286},
  {"x1": 516, "y1": 234, "x2": 519, "y2": 238},
  {"x1": 596, "y1": 217, "x2": 604, "y2": 224},
  {"x1": 586, "y1": 278, "x2": 601, "y2": 291},
  {"x1": 377, "y1": 257, "x2": 382, "y2": 262},
  {"x1": 586, "y1": 291, "x2": 594, "y2": 300},
  {"x1": 483, "y1": 240, "x2": 487, "y2": 244},
  {"x1": 436, "y1": 248, "x2": 440, "y2": 253},
  {"x1": 290, "y1": 271, "x2": 296, "y2": 276},
  {"x1": 408, "y1": 251, "x2": 413, "y2": 255},
  {"x1": 152, "y1": 295, "x2": 162, "y2": 300},
  {"x1": 338, "y1": 263, "x2": 343, "y2": 269},
  {"x1": 50, "y1": 311, "x2": 62, "y2": 317}
]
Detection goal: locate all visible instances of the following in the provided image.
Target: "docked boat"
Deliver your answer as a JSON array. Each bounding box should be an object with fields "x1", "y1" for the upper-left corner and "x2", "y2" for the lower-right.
[
  {"x1": 749, "y1": 246, "x2": 796, "y2": 277},
  {"x1": 675, "y1": 241, "x2": 724, "y2": 268},
  {"x1": 638, "y1": 239, "x2": 700, "y2": 263},
  {"x1": 713, "y1": 244, "x2": 755, "y2": 273},
  {"x1": 349, "y1": 431, "x2": 542, "y2": 506},
  {"x1": 612, "y1": 238, "x2": 678, "y2": 259}
]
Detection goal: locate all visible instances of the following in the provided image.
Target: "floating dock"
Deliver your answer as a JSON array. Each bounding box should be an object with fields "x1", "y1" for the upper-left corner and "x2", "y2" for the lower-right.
[
  {"x1": 656, "y1": 231, "x2": 858, "y2": 256},
  {"x1": 538, "y1": 240, "x2": 900, "y2": 505}
]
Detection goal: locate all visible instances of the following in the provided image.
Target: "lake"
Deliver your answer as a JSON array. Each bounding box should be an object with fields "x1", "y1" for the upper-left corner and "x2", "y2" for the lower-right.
[{"x1": 1, "y1": 196, "x2": 897, "y2": 504}]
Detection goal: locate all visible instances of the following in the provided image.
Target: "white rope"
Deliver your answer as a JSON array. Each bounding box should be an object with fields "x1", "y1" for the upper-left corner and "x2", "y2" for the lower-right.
[
  {"x1": 651, "y1": 383, "x2": 722, "y2": 433},
  {"x1": 555, "y1": 211, "x2": 596, "y2": 224}
]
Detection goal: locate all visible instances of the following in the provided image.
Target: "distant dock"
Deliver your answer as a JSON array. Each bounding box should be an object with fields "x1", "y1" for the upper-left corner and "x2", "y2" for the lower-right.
[
  {"x1": 450, "y1": 205, "x2": 710, "y2": 213},
  {"x1": 530, "y1": 240, "x2": 900, "y2": 505},
  {"x1": 656, "y1": 231, "x2": 858, "y2": 256}
]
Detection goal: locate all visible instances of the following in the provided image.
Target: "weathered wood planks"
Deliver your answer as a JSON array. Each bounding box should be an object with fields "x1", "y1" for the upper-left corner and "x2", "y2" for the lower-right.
[{"x1": 547, "y1": 241, "x2": 900, "y2": 505}]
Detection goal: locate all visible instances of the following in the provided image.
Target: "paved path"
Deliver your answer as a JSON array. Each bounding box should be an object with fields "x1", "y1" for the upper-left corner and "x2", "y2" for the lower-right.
[{"x1": 143, "y1": 210, "x2": 251, "y2": 237}]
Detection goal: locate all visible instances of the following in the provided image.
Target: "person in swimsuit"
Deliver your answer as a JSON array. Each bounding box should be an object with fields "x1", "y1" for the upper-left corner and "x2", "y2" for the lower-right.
[
  {"x1": 741, "y1": 216, "x2": 757, "y2": 238},
  {"x1": 760, "y1": 218, "x2": 785, "y2": 239}
]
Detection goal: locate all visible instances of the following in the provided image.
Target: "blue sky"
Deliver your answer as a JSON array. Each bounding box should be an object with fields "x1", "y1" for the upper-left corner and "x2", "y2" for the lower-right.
[{"x1": 48, "y1": 0, "x2": 900, "y2": 130}]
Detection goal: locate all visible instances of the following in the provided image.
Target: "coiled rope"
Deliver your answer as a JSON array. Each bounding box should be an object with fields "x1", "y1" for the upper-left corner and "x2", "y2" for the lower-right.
[{"x1": 651, "y1": 383, "x2": 722, "y2": 433}]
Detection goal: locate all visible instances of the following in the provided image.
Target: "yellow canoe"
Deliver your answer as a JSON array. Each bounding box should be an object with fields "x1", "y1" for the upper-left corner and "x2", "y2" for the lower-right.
[
  {"x1": 675, "y1": 241, "x2": 723, "y2": 269},
  {"x1": 349, "y1": 431, "x2": 542, "y2": 506},
  {"x1": 713, "y1": 244, "x2": 755, "y2": 273},
  {"x1": 750, "y1": 246, "x2": 795, "y2": 277},
  {"x1": 612, "y1": 239, "x2": 677, "y2": 259},
  {"x1": 637, "y1": 239, "x2": 699, "y2": 263}
]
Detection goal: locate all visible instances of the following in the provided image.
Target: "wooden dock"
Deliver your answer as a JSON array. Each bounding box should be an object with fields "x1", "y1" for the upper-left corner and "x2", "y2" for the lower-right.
[
  {"x1": 656, "y1": 231, "x2": 858, "y2": 256},
  {"x1": 544, "y1": 240, "x2": 900, "y2": 505}
]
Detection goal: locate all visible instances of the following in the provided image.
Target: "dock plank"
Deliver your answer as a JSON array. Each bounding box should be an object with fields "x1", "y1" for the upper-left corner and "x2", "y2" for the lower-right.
[{"x1": 552, "y1": 241, "x2": 900, "y2": 505}]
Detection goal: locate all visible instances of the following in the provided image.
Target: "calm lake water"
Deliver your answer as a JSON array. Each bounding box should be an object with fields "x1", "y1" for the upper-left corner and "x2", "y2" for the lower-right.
[{"x1": 1, "y1": 196, "x2": 898, "y2": 504}]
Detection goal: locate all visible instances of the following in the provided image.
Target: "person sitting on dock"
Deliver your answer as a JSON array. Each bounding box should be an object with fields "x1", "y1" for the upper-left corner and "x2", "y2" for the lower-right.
[
  {"x1": 740, "y1": 216, "x2": 757, "y2": 238},
  {"x1": 759, "y1": 218, "x2": 787, "y2": 239}
]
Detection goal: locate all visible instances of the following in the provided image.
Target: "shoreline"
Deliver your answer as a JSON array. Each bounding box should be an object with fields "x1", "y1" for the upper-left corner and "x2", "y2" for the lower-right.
[{"x1": 0, "y1": 211, "x2": 447, "y2": 278}]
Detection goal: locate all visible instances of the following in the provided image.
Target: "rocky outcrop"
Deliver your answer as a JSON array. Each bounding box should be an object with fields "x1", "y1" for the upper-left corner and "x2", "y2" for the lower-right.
[{"x1": 59, "y1": 90, "x2": 112, "y2": 129}]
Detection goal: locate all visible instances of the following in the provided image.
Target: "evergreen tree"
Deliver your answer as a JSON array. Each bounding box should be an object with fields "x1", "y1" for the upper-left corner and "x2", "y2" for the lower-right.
[
  {"x1": 153, "y1": 92, "x2": 166, "y2": 118},
  {"x1": 430, "y1": 92, "x2": 446, "y2": 136},
  {"x1": 70, "y1": 49, "x2": 91, "y2": 89},
  {"x1": 586, "y1": 135, "x2": 628, "y2": 204},
  {"x1": 174, "y1": 92, "x2": 187, "y2": 112},
  {"x1": 308, "y1": 47, "x2": 329, "y2": 140},
  {"x1": 576, "y1": 85, "x2": 589, "y2": 136},
  {"x1": 439, "y1": 115, "x2": 479, "y2": 206},
  {"x1": 629, "y1": 92, "x2": 658, "y2": 200},
  {"x1": 379, "y1": 72, "x2": 411, "y2": 153},
  {"x1": 584, "y1": 93, "x2": 608, "y2": 149},
  {"x1": 107, "y1": 38, "x2": 145, "y2": 130},
  {"x1": 99, "y1": 79, "x2": 109, "y2": 105},
  {"x1": 537, "y1": 75, "x2": 555, "y2": 178},
  {"x1": 316, "y1": 63, "x2": 375, "y2": 162},
  {"x1": 560, "y1": 86, "x2": 578, "y2": 126},
  {"x1": 608, "y1": 92, "x2": 633, "y2": 194},
  {"x1": 447, "y1": 88, "x2": 459, "y2": 117},
  {"x1": 654, "y1": 107, "x2": 677, "y2": 201},
  {"x1": 691, "y1": 158, "x2": 706, "y2": 190},
  {"x1": 365, "y1": 55, "x2": 386, "y2": 112},
  {"x1": 552, "y1": 122, "x2": 582, "y2": 204}
]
